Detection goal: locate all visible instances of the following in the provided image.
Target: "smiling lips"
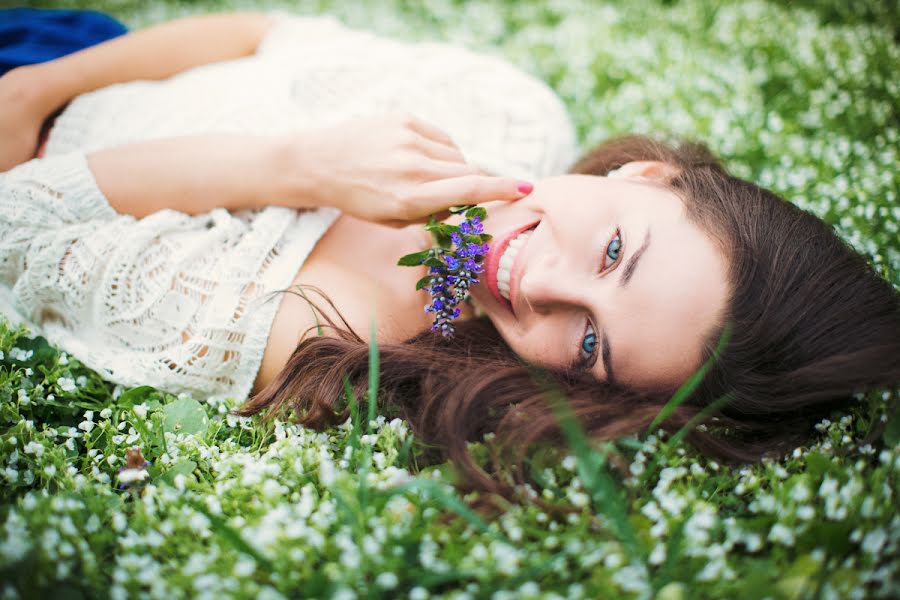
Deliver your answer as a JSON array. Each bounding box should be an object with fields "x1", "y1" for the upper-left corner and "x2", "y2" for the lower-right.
[{"x1": 485, "y1": 222, "x2": 538, "y2": 316}]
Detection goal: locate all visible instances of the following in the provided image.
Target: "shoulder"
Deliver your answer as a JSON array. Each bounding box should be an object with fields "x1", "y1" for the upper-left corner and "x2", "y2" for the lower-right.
[{"x1": 254, "y1": 12, "x2": 360, "y2": 56}]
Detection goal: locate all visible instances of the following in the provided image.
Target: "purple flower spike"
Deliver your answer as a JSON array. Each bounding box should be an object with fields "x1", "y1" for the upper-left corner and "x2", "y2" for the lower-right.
[{"x1": 408, "y1": 208, "x2": 492, "y2": 338}]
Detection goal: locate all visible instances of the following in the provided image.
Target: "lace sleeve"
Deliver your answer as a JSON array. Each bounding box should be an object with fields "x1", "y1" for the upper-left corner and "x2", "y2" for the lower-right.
[
  {"x1": 0, "y1": 153, "x2": 119, "y2": 291},
  {"x1": 0, "y1": 152, "x2": 318, "y2": 401}
]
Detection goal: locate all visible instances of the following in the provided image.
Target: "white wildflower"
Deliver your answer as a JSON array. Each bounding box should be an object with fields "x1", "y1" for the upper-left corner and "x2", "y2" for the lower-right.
[
  {"x1": 9, "y1": 347, "x2": 33, "y2": 361},
  {"x1": 409, "y1": 587, "x2": 429, "y2": 600},
  {"x1": 234, "y1": 556, "x2": 255, "y2": 577},
  {"x1": 375, "y1": 572, "x2": 398, "y2": 590},
  {"x1": 648, "y1": 543, "x2": 666, "y2": 565},
  {"x1": 57, "y1": 377, "x2": 76, "y2": 392},
  {"x1": 861, "y1": 529, "x2": 886, "y2": 555},
  {"x1": 23, "y1": 441, "x2": 44, "y2": 458},
  {"x1": 116, "y1": 469, "x2": 148, "y2": 484},
  {"x1": 790, "y1": 482, "x2": 811, "y2": 503},
  {"x1": 796, "y1": 506, "x2": 815, "y2": 520},
  {"x1": 768, "y1": 523, "x2": 795, "y2": 546},
  {"x1": 744, "y1": 533, "x2": 763, "y2": 553},
  {"x1": 819, "y1": 477, "x2": 839, "y2": 498}
]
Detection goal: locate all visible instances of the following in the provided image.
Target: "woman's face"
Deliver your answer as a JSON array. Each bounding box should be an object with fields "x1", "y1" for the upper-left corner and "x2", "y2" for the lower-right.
[{"x1": 469, "y1": 162, "x2": 730, "y2": 390}]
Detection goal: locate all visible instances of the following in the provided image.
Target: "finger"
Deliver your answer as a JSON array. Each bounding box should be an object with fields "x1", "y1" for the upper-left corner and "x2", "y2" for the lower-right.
[
  {"x1": 413, "y1": 175, "x2": 534, "y2": 209},
  {"x1": 419, "y1": 159, "x2": 481, "y2": 179},
  {"x1": 380, "y1": 209, "x2": 452, "y2": 229},
  {"x1": 403, "y1": 114, "x2": 459, "y2": 149},
  {"x1": 414, "y1": 135, "x2": 467, "y2": 163}
]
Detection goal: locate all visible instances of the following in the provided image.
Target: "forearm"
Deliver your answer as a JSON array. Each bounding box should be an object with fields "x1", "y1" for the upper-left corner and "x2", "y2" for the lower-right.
[
  {"x1": 17, "y1": 12, "x2": 276, "y2": 117},
  {"x1": 87, "y1": 134, "x2": 301, "y2": 218}
]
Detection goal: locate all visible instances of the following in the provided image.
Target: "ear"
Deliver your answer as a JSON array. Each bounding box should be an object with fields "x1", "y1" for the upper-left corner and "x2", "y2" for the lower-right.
[{"x1": 607, "y1": 160, "x2": 680, "y2": 181}]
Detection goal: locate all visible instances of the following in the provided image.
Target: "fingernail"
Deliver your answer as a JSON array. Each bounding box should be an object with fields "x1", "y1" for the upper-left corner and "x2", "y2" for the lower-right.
[{"x1": 517, "y1": 182, "x2": 534, "y2": 195}]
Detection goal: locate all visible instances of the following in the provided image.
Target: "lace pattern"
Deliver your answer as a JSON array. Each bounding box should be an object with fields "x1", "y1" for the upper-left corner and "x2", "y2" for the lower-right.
[{"x1": 1, "y1": 153, "x2": 340, "y2": 401}]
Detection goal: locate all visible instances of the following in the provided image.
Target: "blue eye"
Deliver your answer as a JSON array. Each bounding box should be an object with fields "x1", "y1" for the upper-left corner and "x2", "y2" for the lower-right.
[
  {"x1": 579, "y1": 323, "x2": 598, "y2": 368},
  {"x1": 603, "y1": 232, "x2": 622, "y2": 270}
]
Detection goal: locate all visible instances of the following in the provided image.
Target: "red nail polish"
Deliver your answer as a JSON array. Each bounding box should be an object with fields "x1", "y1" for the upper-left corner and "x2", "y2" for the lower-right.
[{"x1": 517, "y1": 182, "x2": 534, "y2": 194}]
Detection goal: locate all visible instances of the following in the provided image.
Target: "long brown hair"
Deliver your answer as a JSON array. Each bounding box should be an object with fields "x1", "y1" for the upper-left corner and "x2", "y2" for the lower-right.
[{"x1": 236, "y1": 135, "x2": 900, "y2": 507}]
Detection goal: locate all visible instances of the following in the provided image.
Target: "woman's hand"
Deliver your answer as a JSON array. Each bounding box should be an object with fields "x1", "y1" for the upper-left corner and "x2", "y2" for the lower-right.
[
  {"x1": 288, "y1": 114, "x2": 533, "y2": 227},
  {"x1": 0, "y1": 67, "x2": 53, "y2": 172}
]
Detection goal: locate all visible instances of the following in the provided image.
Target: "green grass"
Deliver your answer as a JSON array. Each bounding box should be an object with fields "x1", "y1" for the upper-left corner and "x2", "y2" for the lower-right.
[{"x1": 3, "y1": 1, "x2": 899, "y2": 598}]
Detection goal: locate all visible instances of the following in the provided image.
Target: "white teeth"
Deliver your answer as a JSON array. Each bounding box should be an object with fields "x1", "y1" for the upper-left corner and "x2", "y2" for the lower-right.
[
  {"x1": 497, "y1": 268, "x2": 510, "y2": 294},
  {"x1": 496, "y1": 228, "x2": 533, "y2": 301}
]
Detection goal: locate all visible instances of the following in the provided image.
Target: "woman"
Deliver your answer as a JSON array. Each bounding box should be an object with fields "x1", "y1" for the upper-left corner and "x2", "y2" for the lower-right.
[{"x1": 1, "y1": 12, "x2": 898, "y2": 501}]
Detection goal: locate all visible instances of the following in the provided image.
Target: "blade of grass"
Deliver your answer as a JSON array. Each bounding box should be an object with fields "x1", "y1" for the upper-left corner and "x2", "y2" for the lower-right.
[
  {"x1": 667, "y1": 392, "x2": 735, "y2": 448},
  {"x1": 185, "y1": 498, "x2": 274, "y2": 573},
  {"x1": 396, "y1": 434, "x2": 415, "y2": 470},
  {"x1": 367, "y1": 318, "x2": 379, "y2": 430},
  {"x1": 543, "y1": 384, "x2": 641, "y2": 562},
  {"x1": 646, "y1": 323, "x2": 731, "y2": 435},
  {"x1": 653, "y1": 506, "x2": 691, "y2": 592},
  {"x1": 377, "y1": 478, "x2": 507, "y2": 542},
  {"x1": 343, "y1": 376, "x2": 360, "y2": 464},
  {"x1": 640, "y1": 393, "x2": 736, "y2": 491},
  {"x1": 358, "y1": 318, "x2": 380, "y2": 512},
  {"x1": 329, "y1": 485, "x2": 362, "y2": 533}
]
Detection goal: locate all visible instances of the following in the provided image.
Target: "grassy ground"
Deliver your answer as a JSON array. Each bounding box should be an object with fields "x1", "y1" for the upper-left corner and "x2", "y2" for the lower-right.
[{"x1": 2, "y1": 1, "x2": 898, "y2": 599}]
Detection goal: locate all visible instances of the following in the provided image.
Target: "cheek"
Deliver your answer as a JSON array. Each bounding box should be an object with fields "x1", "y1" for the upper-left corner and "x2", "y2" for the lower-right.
[{"x1": 499, "y1": 320, "x2": 569, "y2": 369}]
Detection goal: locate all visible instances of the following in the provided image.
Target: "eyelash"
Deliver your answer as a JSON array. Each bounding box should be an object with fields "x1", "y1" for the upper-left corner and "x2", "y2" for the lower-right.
[{"x1": 576, "y1": 228, "x2": 624, "y2": 371}]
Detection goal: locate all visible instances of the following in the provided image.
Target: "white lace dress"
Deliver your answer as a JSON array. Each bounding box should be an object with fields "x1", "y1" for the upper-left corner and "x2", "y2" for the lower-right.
[{"x1": 0, "y1": 13, "x2": 578, "y2": 402}]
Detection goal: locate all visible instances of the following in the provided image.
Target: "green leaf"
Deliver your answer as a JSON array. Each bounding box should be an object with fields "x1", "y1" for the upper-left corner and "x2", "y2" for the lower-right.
[
  {"x1": 433, "y1": 223, "x2": 457, "y2": 236},
  {"x1": 397, "y1": 249, "x2": 430, "y2": 266},
  {"x1": 423, "y1": 257, "x2": 444, "y2": 268},
  {"x1": 158, "y1": 460, "x2": 197, "y2": 486},
  {"x1": 116, "y1": 385, "x2": 159, "y2": 408},
  {"x1": 415, "y1": 275, "x2": 432, "y2": 291},
  {"x1": 465, "y1": 206, "x2": 487, "y2": 220},
  {"x1": 804, "y1": 452, "x2": 832, "y2": 478},
  {"x1": 448, "y1": 205, "x2": 474, "y2": 215},
  {"x1": 434, "y1": 231, "x2": 452, "y2": 249},
  {"x1": 882, "y1": 407, "x2": 900, "y2": 446},
  {"x1": 162, "y1": 397, "x2": 209, "y2": 436}
]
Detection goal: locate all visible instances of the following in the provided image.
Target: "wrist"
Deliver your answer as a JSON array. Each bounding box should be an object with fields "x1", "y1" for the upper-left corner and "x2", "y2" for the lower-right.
[{"x1": 272, "y1": 134, "x2": 325, "y2": 210}]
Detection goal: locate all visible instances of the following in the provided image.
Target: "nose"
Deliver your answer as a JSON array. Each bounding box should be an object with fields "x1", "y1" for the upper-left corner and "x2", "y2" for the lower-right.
[{"x1": 519, "y1": 252, "x2": 582, "y2": 314}]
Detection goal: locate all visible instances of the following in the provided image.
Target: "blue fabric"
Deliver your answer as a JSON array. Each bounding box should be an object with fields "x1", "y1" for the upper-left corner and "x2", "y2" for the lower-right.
[{"x1": 0, "y1": 8, "x2": 128, "y2": 76}]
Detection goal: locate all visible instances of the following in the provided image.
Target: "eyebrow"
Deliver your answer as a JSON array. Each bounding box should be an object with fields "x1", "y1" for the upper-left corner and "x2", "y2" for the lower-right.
[
  {"x1": 598, "y1": 228, "x2": 651, "y2": 382},
  {"x1": 601, "y1": 332, "x2": 614, "y2": 385},
  {"x1": 619, "y1": 229, "x2": 651, "y2": 288}
]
